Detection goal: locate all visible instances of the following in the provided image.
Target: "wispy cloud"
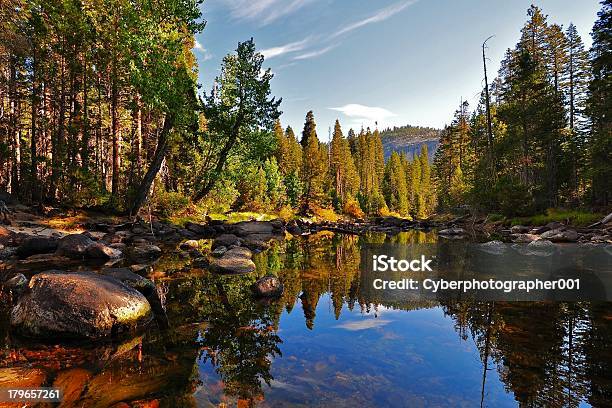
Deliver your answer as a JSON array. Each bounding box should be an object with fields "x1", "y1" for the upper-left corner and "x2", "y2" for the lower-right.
[
  {"x1": 293, "y1": 44, "x2": 338, "y2": 60},
  {"x1": 261, "y1": 38, "x2": 310, "y2": 59},
  {"x1": 193, "y1": 40, "x2": 213, "y2": 61},
  {"x1": 332, "y1": 0, "x2": 417, "y2": 38},
  {"x1": 330, "y1": 104, "x2": 397, "y2": 122},
  {"x1": 334, "y1": 319, "x2": 391, "y2": 331},
  {"x1": 223, "y1": 0, "x2": 313, "y2": 25}
]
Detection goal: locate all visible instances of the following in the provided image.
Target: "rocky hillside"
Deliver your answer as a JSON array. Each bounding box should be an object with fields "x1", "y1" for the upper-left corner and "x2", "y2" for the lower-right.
[{"x1": 380, "y1": 125, "x2": 441, "y2": 161}]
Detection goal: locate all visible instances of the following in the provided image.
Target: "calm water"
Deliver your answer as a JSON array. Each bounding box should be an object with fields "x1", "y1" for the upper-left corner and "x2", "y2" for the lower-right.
[{"x1": 1, "y1": 231, "x2": 611, "y2": 407}]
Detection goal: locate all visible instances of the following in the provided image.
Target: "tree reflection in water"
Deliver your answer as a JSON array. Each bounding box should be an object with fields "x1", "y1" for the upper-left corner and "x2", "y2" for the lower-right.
[{"x1": 1, "y1": 231, "x2": 610, "y2": 407}]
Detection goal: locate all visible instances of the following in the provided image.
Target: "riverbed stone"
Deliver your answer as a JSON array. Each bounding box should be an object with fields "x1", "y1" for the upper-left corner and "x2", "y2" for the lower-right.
[
  {"x1": 56, "y1": 234, "x2": 96, "y2": 259},
  {"x1": 10, "y1": 271, "x2": 153, "y2": 339},
  {"x1": 510, "y1": 225, "x2": 530, "y2": 233},
  {"x1": 478, "y1": 240, "x2": 507, "y2": 255},
  {"x1": 438, "y1": 227, "x2": 465, "y2": 236},
  {"x1": 526, "y1": 239, "x2": 557, "y2": 255},
  {"x1": 128, "y1": 244, "x2": 162, "y2": 262},
  {"x1": 3, "y1": 273, "x2": 28, "y2": 298},
  {"x1": 212, "y1": 233, "x2": 241, "y2": 250},
  {"x1": 224, "y1": 246, "x2": 253, "y2": 259},
  {"x1": 179, "y1": 239, "x2": 200, "y2": 250},
  {"x1": 16, "y1": 236, "x2": 58, "y2": 258},
  {"x1": 231, "y1": 221, "x2": 275, "y2": 236},
  {"x1": 211, "y1": 246, "x2": 227, "y2": 257},
  {"x1": 210, "y1": 247, "x2": 255, "y2": 274},
  {"x1": 540, "y1": 228, "x2": 579, "y2": 242},
  {"x1": 251, "y1": 276, "x2": 283, "y2": 298},
  {"x1": 511, "y1": 233, "x2": 540, "y2": 243},
  {"x1": 86, "y1": 242, "x2": 123, "y2": 259}
]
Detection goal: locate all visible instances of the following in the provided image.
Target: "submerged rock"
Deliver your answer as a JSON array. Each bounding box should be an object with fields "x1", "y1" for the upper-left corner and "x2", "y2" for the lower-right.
[
  {"x1": 0, "y1": 367, "x2": 47, "y2": 389},
  {"x1": 526, "y1": 239, "x2": 557, "y2": 256},
  {"x1": 478, "y1": 240, "x2": 507, "y2": 255},
  {"x1": 251, "y1": 276, "x2": 284, "y2": 298},
  {"x1": 10, "y1": 271, "x2": 153, "y2": 339}
]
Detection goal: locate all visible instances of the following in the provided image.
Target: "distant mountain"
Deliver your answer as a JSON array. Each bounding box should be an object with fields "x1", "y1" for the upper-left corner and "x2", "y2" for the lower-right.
[{"x1": 380, "y1": 125, "x2": 441, "y2": 161}]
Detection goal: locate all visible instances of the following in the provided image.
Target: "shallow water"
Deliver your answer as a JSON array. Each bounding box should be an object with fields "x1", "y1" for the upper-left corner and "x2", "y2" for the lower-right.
[{"x1": 1, "y1": 231, "x2": 611, "y2": 407}]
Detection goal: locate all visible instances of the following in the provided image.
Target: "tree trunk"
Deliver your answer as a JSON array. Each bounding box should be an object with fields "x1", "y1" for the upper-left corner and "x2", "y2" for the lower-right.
[
  {"x1": 111, "y1": 73, "x2": 119, "y2": 197},
  {"x1": 130, "y1": 114, "x2": 174, "y2": 215},
  {"x1": 31, "y1": 50, "x2": 39, "y2": 201}
]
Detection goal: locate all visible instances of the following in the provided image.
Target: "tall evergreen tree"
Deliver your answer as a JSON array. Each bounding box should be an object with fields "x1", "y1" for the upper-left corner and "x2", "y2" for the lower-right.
[{"x1": 587, "y1": 0, "x2": 612, "y2": 205}]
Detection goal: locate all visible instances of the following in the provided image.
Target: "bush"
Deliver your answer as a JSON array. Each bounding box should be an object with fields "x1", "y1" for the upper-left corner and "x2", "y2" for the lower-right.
[
  {"x1": 344, "y1": 198, "x2": 365, "y2": 219},
  {"x1": 154, "y1": 190, "x2": 189, "y2": 217}
]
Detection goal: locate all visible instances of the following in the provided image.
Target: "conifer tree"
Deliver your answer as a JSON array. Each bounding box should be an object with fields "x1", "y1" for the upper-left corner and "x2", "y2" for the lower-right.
[
  {"x1": 330, "y1": 120, "x2": 359, "y2": 207},
  {"x1": 587, "y1": 0, "x2": 612, "y2": 205},
  {"x1": 383, "y1": 152, "x2": 409, "y2": 215},
  {"x1": 300, "y1": 111, "x2": 326, "y2": 212}
]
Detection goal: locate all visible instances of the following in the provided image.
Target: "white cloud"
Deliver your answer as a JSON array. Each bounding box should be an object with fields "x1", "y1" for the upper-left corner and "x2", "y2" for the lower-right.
[
  {"x1": 261, "y1": 38, "x2": 310, "y2": 59},
  {"x1": 332, "y1": 0, "x2": 417, "y2": 38},
  {"x1": 223, "y1": 0, "x2": 313, "y2": 25},
  {"x1": 293, "y1": 44, "x2": 337, "y2": 60},
  {"x1": 330, "y1": 104, "x2": 397, "y2": 123},
  {"x1": 193, "y1": 40, "x2": 213, "y2": 61}
]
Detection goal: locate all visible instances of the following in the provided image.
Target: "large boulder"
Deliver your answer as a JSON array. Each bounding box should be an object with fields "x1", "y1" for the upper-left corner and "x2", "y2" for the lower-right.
[
  {"x1": 16, "y1": 236, "x2": 58, "y2": 258},
  {"x1": 99, "y1": 267, "x2": 167, "y2": 329},
  {"x1": 251, "y1": 276, "x2": 283, "y2": 298},
  {"x1": 10, "y1": 271, "x2": 153, "y2": 339},
  {"x1": 56, "y1": 234, "x2": 95, "y2": 259}
]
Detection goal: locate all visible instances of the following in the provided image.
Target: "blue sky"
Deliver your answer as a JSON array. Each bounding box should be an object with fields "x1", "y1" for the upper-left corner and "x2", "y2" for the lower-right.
[{"x1": 194, "y1": 0, "x2": 601, "y2": 141}]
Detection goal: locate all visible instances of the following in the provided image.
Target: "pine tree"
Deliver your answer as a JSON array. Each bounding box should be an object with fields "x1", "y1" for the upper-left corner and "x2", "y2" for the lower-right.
[
  {"x1": 330, "y1": 119, "x2": 360, "y2": 207},
  {"x1": 300, "y1": 111, "x2": 326, "y2": 212},
  {"x1": 587, "y1": 0, "x2": 612, "y2": 205},
  {"x1": 383, "y1": 151, "x2": 408, "y2": 215}
]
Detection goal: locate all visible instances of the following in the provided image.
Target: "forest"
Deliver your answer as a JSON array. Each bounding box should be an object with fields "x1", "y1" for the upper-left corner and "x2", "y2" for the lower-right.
[{"x1": 0, "y1": 0, "x2": 609, "y2": 222}]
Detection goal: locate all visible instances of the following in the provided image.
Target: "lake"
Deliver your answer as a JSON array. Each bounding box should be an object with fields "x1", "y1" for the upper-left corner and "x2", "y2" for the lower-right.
[{"x1": 1, "y1": 231, "x2": 611, "y2": 407}]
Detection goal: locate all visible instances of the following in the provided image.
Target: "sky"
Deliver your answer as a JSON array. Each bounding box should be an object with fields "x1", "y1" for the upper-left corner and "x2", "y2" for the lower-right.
[{"x1": 193, "y1": 0, "x2": 601, "y2": 142}]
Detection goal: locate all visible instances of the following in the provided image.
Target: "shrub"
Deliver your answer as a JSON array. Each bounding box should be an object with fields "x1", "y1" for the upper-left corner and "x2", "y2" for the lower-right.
[{"x1": 344, "y1": 198, "x2": 365, "y2": 219}]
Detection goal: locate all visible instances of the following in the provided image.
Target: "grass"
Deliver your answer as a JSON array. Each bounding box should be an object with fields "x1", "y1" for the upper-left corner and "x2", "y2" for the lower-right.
[{"x1": 509, "y1": 209, "x2": 603, "y2": 227}]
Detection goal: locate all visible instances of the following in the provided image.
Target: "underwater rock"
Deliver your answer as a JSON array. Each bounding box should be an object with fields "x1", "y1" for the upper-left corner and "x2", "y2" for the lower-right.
[{"x1": 251, "y1": 276, "x2": 284, "y2": 298}]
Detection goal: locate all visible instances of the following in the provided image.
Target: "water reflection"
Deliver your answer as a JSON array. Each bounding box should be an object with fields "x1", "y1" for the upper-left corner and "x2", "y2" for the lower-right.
[{"x1": 0, "y1": 231, "x2": 610, "y2": 407}]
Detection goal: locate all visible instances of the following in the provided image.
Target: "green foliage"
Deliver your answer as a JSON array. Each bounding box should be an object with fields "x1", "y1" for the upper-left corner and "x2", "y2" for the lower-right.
[
  {"x1": 510, "y1": 208, "x2": 603, "y2": 227},
  {"x1": 154, "y1": 189, "x2": 190, "y2": 217}
]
